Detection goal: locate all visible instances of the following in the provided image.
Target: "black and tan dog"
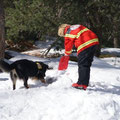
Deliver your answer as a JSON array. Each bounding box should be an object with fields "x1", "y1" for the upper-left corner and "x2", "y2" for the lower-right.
[{"x1": 0, "y1": 59, "x2": 49, "y2": 90}]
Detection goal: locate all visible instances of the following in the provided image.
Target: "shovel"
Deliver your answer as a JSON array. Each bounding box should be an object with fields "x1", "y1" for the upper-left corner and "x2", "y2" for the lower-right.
[{"x1": 58, "y1": 56, "x2": 70, "y2": 70}]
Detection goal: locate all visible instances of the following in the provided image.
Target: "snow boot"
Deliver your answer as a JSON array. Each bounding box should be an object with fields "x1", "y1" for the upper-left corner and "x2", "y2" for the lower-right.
[{"x1": 72, "y1": 83, "x2": 87, "y2": 90}]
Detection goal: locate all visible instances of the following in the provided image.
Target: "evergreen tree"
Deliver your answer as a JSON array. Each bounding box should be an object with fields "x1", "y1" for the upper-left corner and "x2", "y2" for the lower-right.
[{"x1": 4, "y1": 0, "x2": 120, "y2": 55}]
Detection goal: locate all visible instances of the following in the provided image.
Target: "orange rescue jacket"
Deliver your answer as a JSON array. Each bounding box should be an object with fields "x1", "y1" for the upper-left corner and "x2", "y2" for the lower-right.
[{"x1": 64, "y1": 25, "x2": 99, "y2": 55}]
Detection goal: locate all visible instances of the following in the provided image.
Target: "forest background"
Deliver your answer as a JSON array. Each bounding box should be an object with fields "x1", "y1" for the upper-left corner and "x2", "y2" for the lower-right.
[{"x1": 0, "y1": 0, "x2": 120, "y2": 58}]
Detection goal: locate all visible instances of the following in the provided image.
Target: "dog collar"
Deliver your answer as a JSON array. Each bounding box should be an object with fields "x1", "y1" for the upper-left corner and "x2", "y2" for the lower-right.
[{"x1": 36, "y1": 62, "x2": 42, "y2": 69}]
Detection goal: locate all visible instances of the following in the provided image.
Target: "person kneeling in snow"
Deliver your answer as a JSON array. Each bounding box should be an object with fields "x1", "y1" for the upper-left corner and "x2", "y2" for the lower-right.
[{"x1": 58, "y1": 24, "x2": 99, "y2": 90}]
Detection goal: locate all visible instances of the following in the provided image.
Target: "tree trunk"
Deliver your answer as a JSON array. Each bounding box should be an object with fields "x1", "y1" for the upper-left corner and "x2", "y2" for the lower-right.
[
  {"x1": 113, "y1": 37, "x2": 118, "y2": 48},
  {"x1": 0, "y1": 0, "x2": 5, "y2": 59}
]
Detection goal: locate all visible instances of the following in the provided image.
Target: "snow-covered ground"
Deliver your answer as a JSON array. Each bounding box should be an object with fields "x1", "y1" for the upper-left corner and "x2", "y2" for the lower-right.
[
  {"x1": 101, "y1": 48, "x2": 120, "y2": 68},
  {"x1": 0, "y1": 48, "x2": 120, "y2": 120}
]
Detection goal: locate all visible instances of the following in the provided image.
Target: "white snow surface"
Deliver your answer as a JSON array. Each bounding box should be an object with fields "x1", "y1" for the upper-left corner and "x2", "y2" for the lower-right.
[{"x1": 0, "y1": 49, "x2": 120, "y2": 120}]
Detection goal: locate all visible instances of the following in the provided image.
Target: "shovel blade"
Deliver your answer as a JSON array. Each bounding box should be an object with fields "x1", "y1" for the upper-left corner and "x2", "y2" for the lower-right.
[{"x1": 58, "y1": 56, "x2": 70, "y2": 70}]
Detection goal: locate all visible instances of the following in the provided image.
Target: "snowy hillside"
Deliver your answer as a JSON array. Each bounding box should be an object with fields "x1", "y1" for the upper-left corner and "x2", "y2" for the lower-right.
[{"x1": 0, "y1": 49, "x2": 120, "y2": 120}]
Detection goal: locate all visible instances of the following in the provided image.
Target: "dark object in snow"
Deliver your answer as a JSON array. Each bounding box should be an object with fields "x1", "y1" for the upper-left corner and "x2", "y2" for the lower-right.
[
  {"x1": 0, "y1": 59, "x2": 49, "y2": 90},
  {"x1": 45, "y1": 77, "x2": 57, "y2": 84}
]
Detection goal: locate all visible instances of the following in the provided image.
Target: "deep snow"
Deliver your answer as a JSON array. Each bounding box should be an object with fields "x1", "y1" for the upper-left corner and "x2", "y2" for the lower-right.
[{"x1": 0, "y1": 48, "x2": 120, "y2": 120}]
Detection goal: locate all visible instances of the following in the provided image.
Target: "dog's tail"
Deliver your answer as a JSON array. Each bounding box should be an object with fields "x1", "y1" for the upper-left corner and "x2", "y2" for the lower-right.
[{"x1": 0, "y1": 59, "x2": 12, "y2": 73}]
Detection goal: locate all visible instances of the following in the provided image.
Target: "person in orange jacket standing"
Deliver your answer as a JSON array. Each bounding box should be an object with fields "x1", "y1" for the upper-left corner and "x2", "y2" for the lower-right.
[{"x1": 58, "y1": 24, "x2": 99, "y2": 90}]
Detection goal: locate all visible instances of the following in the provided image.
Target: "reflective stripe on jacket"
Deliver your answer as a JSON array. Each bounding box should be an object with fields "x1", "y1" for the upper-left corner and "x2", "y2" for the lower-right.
[{"x1": 64, "y1": 25, "x2": 99, "y2": 55}]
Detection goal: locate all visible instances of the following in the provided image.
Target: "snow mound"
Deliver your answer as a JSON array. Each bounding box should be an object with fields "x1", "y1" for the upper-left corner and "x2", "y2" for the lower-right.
[{"x1": 0, "y1": 54, "x2": 120, "y2": 120}]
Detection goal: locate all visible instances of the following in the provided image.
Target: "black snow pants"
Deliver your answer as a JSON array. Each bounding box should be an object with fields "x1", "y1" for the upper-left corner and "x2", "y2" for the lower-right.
[{"x1": 77, "y1": 45, "x2": 97, "y2": 86}]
